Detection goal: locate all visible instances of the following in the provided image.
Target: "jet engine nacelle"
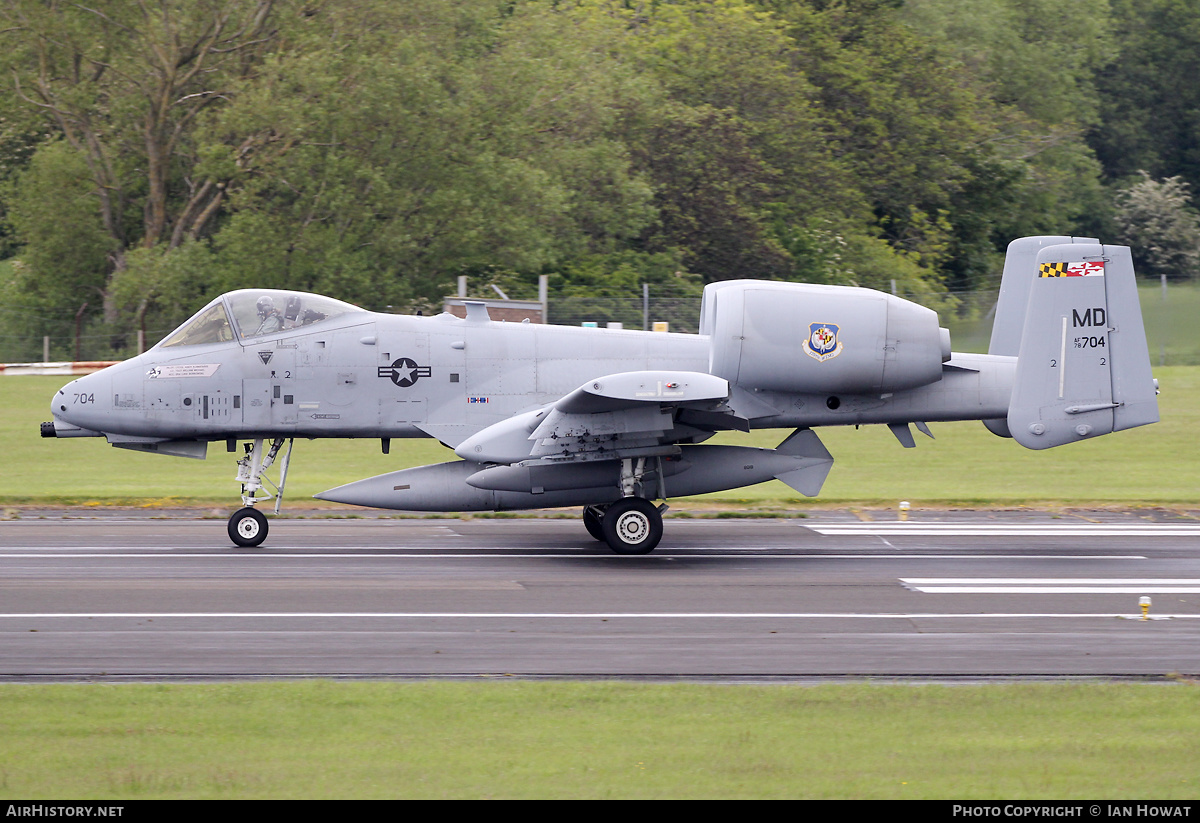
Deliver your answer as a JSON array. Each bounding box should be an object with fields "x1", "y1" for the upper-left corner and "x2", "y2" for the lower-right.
[{"x1": 700, "y1": 280, "x2": 951, "y2": 395}]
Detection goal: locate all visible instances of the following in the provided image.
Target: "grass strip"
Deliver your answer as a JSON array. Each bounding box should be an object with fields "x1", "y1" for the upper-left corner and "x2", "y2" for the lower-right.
[
  {"x1": 4, "y1": 367, "x2": 1194, "y2": 508},
  {"x1": 1, "y1": 681, "x2": 1198, "y2": 799}
]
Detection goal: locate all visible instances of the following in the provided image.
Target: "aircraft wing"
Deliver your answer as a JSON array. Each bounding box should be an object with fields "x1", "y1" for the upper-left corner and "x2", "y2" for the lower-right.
[
  {"x1": 320, "y1": 369, "x2": 832, "y2": 512},
  {"x1": 454, "y1": 370, "x2": 738, "y2": 465},
  {"x1": 551, "y1": 370, "x2": 729, "y2": 414}
]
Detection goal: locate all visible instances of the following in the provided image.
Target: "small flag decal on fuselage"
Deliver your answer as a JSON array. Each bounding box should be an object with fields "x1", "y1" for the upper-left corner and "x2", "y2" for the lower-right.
[{"x1": 1039, "y1": 261, "x2": 1105, "y2": 277}]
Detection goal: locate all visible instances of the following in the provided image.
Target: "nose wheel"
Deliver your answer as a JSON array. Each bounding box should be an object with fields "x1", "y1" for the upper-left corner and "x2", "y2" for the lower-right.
[
  {"x1": 226, "y1": 437, "x2": 294, "y2": 548},
  {"x1": 228, "y1": 507, "x2": 268, "y2": 547}
]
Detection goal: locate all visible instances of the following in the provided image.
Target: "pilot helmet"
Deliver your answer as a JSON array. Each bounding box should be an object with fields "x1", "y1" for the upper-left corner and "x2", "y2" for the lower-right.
[{"x1": 256, "y1": 295, "x2": 275, "y2": 318}]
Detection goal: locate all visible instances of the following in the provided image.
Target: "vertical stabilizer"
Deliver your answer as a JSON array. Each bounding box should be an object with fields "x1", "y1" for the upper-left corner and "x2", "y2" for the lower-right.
[
  {"x1": 989, "y1": 236, "x2": 1098, "y2": 357},
  {"x1": 1007, "y1": 243, "x2": 1158, "y2": 450}
]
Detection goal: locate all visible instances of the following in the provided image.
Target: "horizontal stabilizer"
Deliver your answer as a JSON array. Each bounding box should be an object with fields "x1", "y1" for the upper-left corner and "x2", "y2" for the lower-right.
[{"x1": 888, "y1": 422, "x2": 916, "y2": 448}]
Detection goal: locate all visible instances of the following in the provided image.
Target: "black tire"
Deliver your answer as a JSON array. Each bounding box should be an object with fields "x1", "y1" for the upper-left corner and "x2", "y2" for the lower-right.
[
  {"x1": 228, "y1": 507, "x2": 268, "y2": 547},
  {"x1": 583, "y1": 505, "x2": 607, "y2": 542},
  {"x1": 601, "y1": 498, "x2": 663, "y2": 555}
]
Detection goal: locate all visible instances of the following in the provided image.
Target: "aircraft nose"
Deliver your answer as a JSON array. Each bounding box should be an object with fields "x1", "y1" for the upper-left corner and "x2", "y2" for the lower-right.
[
  {"x1": 51, "y1": 379, "x2": 77, "y2": 421},
  {"x1": 49, "y1": 372, "x2": 109, "y2": 433}
]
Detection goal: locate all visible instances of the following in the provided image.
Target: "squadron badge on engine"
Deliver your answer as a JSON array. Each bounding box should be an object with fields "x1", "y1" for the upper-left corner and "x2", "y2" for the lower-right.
[{"x1": 804, "y1": 323, "x2": 843, "y2": 362}]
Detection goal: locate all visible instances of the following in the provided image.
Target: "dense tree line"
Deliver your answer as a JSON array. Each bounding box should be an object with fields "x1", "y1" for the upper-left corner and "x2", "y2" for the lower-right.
[{"x1": 0, "y1": 0, "x2": 1197, "y2": 358}]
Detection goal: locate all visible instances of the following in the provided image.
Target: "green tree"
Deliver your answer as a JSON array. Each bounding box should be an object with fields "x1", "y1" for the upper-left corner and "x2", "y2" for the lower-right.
[
  {"x1": 898, "y1": 0, "x2": 1114, "y2": 267},
  {"x1": 1113, "y1": 172, "x2": 1200, "y2": 280},
  {"x1": 2, "y1": 0, "x2": 1145, "y2": 349},
  {"x1": 760, "y1": 1, "x2": 1004, "y2": 290},
  {"x1": 202, "y1": 0, "x2": 660, "y2": 308},
  {"x1": 1092, "y1": 0, "x2": 1200, "y2": 194},
  {"x1": 609, "y1": 0, "x2": 947, "y2": 290},
  {"x1": 0, "y1": 0, "x2": 279, "y2": 325},
  {"x1": 0, "y1": 140, "x2": 114, "y2": 357}
]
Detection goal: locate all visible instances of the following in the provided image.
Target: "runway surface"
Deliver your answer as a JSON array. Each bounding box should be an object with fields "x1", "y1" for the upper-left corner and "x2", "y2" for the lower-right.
[{"x1": 3, "y1": 512, "x2": 1200, "y2": 680}]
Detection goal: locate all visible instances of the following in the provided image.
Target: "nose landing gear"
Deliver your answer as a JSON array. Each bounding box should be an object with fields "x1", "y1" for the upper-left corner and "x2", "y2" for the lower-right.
[{"x1": 227, "y1": 437, "x2": 293, "y2": 547}]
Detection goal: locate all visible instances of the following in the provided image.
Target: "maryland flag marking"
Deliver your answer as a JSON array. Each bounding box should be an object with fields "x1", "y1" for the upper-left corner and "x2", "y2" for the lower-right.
[{"x1": 1039, "y1": 260, "x2": 1105, "y2": 278}]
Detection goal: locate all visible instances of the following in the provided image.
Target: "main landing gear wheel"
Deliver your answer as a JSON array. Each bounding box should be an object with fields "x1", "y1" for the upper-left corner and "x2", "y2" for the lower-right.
[
  {"x1": 228, "y1": 507, "x2": 268, "y2": 547},
  {"x1": 583, "y1": 505, "x2": 607, "y2": 542},
  {"x1": 601, "y1": 498, "x2": 663, "y2": 555}
]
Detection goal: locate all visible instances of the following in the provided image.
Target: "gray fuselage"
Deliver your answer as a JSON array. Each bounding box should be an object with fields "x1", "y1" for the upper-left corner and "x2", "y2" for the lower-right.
[{"x1": 52, "y1": 308, "x2": 1013, "y2": 445}]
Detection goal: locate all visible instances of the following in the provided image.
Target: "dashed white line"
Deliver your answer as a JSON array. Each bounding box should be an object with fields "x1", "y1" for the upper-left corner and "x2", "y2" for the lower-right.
[
  {"x1": 0, "y1": 551, "x2": 1150, "y2": 559},
  {"x1": 902, "y1": 577, "x2": 1200, "y2": 593},
  {"x1": 0, "y1": 611, "x2": 1196, "y2": 619},
  {"x1": 811, "y1": 524, "x2": 1200, "y2": 537}
]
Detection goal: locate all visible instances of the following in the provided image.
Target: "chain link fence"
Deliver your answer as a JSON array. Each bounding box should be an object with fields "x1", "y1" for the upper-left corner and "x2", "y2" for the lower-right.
[
  {"x1": 3, "y1": 283, "x2": 1197, "y2": 365},
  {"x1": 549, "y1": 284, "x2": 1198, "y2": 367},
  {"x1": 549, "y1": 289, "x2": 1003, "y2": 351},
  {"x1": 548, "y1": 296, "x2": 703, "y2": 333}
]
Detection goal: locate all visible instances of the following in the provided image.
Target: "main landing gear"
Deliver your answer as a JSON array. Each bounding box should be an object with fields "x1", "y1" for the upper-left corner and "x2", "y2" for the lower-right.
[
  {"x1": 227, "y1": 437, "x2": 293, "y2": 547},
  {"x1": 583, "y1": 499, "x2": 667, "y2": 554},
  {"x1": 583, "y1": 458, "x2": 667, "y2": 555}
]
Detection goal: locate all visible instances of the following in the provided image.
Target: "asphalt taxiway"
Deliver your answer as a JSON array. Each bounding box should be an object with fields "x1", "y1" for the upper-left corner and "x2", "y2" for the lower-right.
[{"x1": 3, "y1": 511, "x2": 1199, "y2": 680}]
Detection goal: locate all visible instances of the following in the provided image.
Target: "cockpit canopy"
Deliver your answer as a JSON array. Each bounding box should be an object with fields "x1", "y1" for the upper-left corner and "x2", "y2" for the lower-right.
[{"x1": 158, "y1": 290, "x2": 365, "y2": 348}]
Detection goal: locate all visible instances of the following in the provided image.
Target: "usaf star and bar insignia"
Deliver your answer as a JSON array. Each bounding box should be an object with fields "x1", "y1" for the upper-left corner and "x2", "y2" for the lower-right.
[{"x1": 378, "y1": 357, "x2": 432, "y2": 388}]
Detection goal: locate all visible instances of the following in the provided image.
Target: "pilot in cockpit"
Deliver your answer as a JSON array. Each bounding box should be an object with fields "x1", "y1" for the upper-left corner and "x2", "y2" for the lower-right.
[{"x1": 254, "y1": 295, "x2": 284, "y2": 336}]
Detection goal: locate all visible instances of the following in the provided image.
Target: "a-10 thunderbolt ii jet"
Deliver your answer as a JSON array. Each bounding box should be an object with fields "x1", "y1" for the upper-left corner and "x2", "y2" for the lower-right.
[{"x1": 42, "y1": 236, "x2": 1159, "y2": 553}]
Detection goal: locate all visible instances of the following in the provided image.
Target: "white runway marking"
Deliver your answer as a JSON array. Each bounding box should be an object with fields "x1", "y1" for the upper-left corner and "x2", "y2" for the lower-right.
[
  {"x1": 0, "y1": 550, "x2": 1149, "y2": 559},
  {"x1": 902, "y1": 578, "x2": 1200, "y2": 593},
  {"x1": 812, "y1": 523, "x2": 1200, "y2": 537},
  {"x1": 0, "y1": 611, "x2": 1197, "y2": 619}
]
